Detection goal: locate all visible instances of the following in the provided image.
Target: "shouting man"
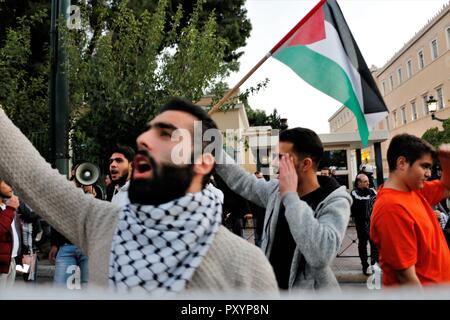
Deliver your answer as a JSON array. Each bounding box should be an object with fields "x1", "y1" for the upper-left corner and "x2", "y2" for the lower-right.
[
  {"x1": 0, "y1": 98, "x2": 277, "y2": 296},
  {"x1": 109, "y1": 146, "x2": 134, "y2": 206}
]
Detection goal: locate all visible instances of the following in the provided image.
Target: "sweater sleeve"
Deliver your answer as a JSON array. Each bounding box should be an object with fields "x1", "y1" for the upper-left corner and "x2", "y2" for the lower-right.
[
  {"x1": 0, "y1": 109, "x2": 120, "y2": 255},
  {"x1": 215, "y1": 152, "x2": 277, "y2": 208},
  {"x1": 281, "y1": 188, "x2": 352, "y2": 268}
]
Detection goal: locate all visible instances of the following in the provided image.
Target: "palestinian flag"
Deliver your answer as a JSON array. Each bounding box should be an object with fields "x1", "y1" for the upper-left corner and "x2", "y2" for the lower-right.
[{"x1": 270, "y1": 0, "x2": 388, "y2": 146}]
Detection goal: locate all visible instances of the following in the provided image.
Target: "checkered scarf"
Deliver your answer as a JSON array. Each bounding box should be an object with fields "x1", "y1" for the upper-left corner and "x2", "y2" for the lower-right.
[{"x1": 109, "y1": 184, "x2": 222, "y2": 296}]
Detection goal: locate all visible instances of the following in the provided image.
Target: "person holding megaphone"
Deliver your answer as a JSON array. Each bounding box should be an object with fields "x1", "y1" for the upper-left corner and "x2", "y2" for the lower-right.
[{"x1": 48, "y1": 162, "x2": 99, "y2": 289}]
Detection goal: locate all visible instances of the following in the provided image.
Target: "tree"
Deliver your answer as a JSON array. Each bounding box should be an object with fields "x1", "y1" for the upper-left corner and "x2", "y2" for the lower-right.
[
  {"x1": 246, "y1": 107, "x2": 284, "y2": 130},
  {"x1": 422, "y1": 120, "x2": 450, "y2": 175},
  {"x1": 422, "y1": 120, "x2": 450, "y2": 148},
  {"x1": 0, "y1": 10, "x2": 50, "y2": 158},
  {"x1": 65, "y1": 0, "x2": 232, "y2": 169},
  {"x1": 114, "y1": 0, "x2": 251, "y2": 65}
]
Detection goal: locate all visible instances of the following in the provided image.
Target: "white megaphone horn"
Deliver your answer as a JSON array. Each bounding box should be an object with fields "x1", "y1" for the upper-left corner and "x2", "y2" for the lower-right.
[{"x1": 75, "y1": 162, "x2": 100, "y2": 186}]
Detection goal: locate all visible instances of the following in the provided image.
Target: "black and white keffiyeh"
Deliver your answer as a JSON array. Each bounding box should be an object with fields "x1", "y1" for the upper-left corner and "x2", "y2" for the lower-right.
[{"x1": 109, "y1": 184, "x2": 222, "y2": 295}]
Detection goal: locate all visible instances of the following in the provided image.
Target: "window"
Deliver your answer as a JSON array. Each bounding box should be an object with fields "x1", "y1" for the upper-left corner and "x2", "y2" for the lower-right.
[
  {"x1": 447, "y1": 26, "x2": 450, "y2": 50},
  {"x1": 389, "y1": 74, "x2": 394, "y2": 90},
  {"x1": 392, "y1": 110, "x2": 397, "y2": 128},
  {"x1": 437, "y1": 87, "x2": 444, "y2": 109},
  {"x1": 406, "y1": 60, "x2": 413, "y2": 78},
  {"x1": 397, "y1": 68, "x2": 403, "y2": 84},
  {"x1": 382, "y1": 81, "x2": 386, "y2": 95},
  {"x1": 385, "y1": 116, "x2": 390, "y2": 131},
  {"x1": 430, "y1": 39, "x2": 438, "y2": 60},
  {"x1": 401, "y1": 106, "x2": 407, "y2": 125},
  {"x1": 423, "y1": 95, "x2": 429, "y2": 115},
  {"x1": 411, "y1": 101, "x2": 417, "y2": 120},
  {"x1": 418, "y1": 50, "x2": 424, "y2": 69}
]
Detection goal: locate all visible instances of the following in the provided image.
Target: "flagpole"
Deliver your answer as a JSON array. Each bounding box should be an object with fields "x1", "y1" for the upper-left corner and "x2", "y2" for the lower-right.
[
  {"x1": 208, "y1": 0, "x2": 326, "y2": 116},
  {"x1": 208, "y1": 53, "x2": 271, "y2": 115}
]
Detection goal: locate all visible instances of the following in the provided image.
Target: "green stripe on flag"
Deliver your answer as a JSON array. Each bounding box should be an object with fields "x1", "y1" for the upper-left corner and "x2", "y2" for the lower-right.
[{"x1": 274, "y1": 45, "x2": 369, "y2": 146}]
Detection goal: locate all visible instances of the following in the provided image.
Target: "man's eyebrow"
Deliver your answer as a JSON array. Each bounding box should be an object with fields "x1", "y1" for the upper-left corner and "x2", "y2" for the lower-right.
[{"x1": 146, "y1": 122, "x2": 178, "y2": 131}]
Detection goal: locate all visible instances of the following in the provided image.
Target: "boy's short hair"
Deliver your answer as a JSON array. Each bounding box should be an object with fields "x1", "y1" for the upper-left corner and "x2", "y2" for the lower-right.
[{"x1": 387, "y1": 134, "x2": 436, "y2": 172}]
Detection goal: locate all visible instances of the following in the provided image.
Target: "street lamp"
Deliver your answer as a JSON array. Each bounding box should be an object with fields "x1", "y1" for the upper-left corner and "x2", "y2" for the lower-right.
[{"x1": 427, "y1": 95, "x2": 446, "y2": 122}]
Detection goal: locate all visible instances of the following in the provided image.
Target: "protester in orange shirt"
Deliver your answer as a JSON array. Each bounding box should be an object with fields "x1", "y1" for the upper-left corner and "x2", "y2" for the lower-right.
[{"x1": 371, "y1": 134, "x2": 450, "y2": 287}]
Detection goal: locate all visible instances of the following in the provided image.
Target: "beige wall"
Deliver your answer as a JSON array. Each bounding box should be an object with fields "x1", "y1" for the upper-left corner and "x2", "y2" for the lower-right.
[
  {"x1": 210, "y1": 106, "x2": 257, "y2": 173},
  {"x1": 330, "y1": 5, "x2": 450, "y2": 178},
  {"x1": 210, "y1": 107, "x2": 249, "y2": 131}
]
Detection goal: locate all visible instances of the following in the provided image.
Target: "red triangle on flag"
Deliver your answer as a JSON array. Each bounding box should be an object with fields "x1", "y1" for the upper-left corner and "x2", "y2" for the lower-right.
[{"x1": 285, "y1": 5, "x2": 326, "y2": 46}]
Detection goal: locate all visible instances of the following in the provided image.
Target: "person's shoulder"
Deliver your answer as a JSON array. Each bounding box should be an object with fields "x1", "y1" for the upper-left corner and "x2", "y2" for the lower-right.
[
  {"x1": 213, "y1": 226, "x2": 255, "y2": 249},
  {"x1": 211, "y1": 227, "x2": 268, "y2": 262},
  {"x1": 372, "y1": 193, "x2": 410, "y2": 220},
  {"x1": 327, "y1": 185, "x2": 352, "y2": 202}
]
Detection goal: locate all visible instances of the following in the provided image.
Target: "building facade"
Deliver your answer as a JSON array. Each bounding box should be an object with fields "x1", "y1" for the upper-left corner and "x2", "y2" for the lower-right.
[{"x1": 329, "y1": 3, "x2": 450, "y2": 179}]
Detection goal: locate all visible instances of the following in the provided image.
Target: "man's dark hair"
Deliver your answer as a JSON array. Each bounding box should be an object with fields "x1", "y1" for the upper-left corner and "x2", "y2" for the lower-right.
[
  {"x1": 279, "y1": 127, "x2": 324, "y2": 168},
  {"x1": 159, "y1": 97, "x2": 222, "y2": 186},
  {"x1": 387, "y1": 133, "x2": 436, "y2": 172},
  {"x1": 111, "y1": 146, "x2": 135, "y2": 163}
]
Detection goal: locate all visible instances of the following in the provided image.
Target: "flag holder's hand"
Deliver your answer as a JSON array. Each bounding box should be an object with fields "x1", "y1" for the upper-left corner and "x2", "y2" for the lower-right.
[{"x1": 439, "y1": 144, "x2": 450, "y2": 190}]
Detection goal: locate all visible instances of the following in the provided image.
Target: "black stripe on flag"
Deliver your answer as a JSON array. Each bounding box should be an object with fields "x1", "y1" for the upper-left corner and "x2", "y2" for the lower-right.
[{"x1": 323, "y1": 0, "x2": 388, "y2": 115}]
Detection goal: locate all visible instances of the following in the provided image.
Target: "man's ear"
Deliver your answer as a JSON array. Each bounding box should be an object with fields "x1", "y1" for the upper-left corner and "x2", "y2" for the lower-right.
[
  {"x1": 193, "y1": 153, "x2": 215, "y2": 176},
  {"x1": 300, "y1": 157, "x2": 314, "y2": 172},
  {"x1": 396, "y1": 156, "x2": 408, "y2": 171},
  {"x1": 128, "y1": 161, "x2": 133, "y2": 174}
]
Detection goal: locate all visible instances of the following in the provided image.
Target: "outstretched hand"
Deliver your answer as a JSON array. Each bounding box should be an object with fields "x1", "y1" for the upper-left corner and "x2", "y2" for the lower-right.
[{"x1": 279, "y1": 154, "x2": 298, "y2": 197}]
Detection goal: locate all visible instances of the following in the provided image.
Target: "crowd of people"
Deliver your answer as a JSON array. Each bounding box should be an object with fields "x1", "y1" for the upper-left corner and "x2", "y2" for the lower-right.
[{"x1": 1, "y1": 97, "x2": 450, "y2": 296}]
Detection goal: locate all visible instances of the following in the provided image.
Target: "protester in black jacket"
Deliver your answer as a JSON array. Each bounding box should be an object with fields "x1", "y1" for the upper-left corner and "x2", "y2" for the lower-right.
[{"x1": 351, "y1": 173, "x2": 378, "y2": 275}]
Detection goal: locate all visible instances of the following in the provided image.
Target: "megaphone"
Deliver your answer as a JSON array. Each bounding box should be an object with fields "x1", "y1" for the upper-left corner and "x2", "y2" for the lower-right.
[{"x1": 75, "y1": 162, "x2": 100, "y2": 186}]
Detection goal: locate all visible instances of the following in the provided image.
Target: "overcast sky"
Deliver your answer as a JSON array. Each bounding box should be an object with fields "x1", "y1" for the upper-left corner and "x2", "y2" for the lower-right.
[{"x1": 226, "y1": 0, "x2": 449, "y2": 133}]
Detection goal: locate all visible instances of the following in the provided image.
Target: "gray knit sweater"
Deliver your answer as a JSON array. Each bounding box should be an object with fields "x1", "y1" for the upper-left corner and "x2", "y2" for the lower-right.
[
  {"x1": 0, "y1": 109, "x2": 278, "y2": 294},
  {"x1": 216, "y1": 160, "x2": 352, "y2": 291}
]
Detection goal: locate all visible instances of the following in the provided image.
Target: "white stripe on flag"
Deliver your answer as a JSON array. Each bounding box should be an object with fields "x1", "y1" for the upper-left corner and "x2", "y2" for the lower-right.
[{"x1": 307, "y1": 21, "x2": 364, "y2": 113}]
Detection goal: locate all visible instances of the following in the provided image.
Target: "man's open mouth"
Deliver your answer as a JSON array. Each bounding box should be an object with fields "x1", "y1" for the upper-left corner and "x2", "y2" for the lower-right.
[{"x1": 133, "y1": 153, "x2": 153, "y2": 179}]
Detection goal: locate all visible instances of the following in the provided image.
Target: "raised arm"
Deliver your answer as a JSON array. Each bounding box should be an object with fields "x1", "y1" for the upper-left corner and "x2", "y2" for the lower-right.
[
  {"x1": 0, "y1": 109, "x2": 119, "y2": 255},
  {"x1": 439, "y1": 144, "x2": 450, "y2": 198},
  {"x1": 214, "y1": 152, "x2": 277, "y2": 208}
]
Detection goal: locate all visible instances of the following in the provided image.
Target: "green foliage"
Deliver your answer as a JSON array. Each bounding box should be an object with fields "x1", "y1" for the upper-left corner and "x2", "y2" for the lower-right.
[
  {"x1": 422, "y1": 119, "x2": 450, "y2": 148},
  {"x1": 245, "y1": 104, "x2": 284, "y2": 130},
  {"x1": 64, "y1": 0, "x2": 232, "y2": 168},
  {"x1": 116, "y1": 0, "x2": 252, "y2": 64},
  {"x1": 0, "y1": 9, "x2": 50, "y2": 157},
  {"x1": 0, "y1": 0, "x2": 253, "y2": 167}
]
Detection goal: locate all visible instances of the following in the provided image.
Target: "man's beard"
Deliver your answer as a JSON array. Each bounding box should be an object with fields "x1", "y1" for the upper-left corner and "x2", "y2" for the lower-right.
[
  {"x1": 128, "y1": 152, "x2": 195, "y2": 206},
  {"x1": 113, "y1": 171, "x2": 129, "y2": 187}
]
